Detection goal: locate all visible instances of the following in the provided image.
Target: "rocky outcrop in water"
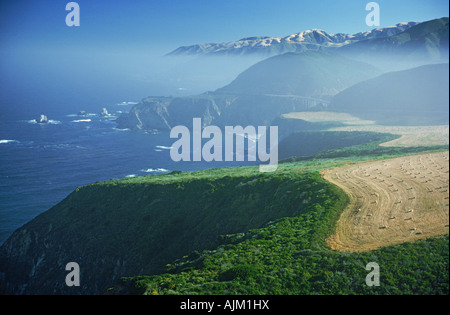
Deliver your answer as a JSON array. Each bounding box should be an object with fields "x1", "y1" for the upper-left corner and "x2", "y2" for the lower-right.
[
  {"x1": 35, "y1": 115, "x2": 48, "y2": 124},
  {"x1": 100, "y1": 108, "x2": 110, "y2": 117}
]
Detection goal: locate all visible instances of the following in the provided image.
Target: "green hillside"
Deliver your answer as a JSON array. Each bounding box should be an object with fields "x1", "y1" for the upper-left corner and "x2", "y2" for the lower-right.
[
  {"x1": 113, "y1": 230, "x2": 448, "y2": 295},
  {"x1": 108, "y1": 154, "x2": 449, "y2": 295},
  {"x1": 0, "y1": 163, "x2": 347, "y2": 294},
  {"x1": 1, "y1": 147, "x2": 448, "y2": 295},
  {"x1": 278, "y1": 131, "x2": 399, "y2": 160}
]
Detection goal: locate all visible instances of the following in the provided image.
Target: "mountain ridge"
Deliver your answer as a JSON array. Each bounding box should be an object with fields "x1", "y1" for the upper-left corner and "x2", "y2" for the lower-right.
[
  {"x1": 167, "y1": 22, "x2": 419, "y2": 56},
  {"x1": 337, "y1": 17, "x2": 449, "y2": 70},
  {"x1": 116, "y1": 51, "x2": 381, "y2": 130}
]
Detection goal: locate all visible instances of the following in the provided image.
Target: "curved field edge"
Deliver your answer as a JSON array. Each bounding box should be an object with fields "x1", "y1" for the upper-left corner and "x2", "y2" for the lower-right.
[
  {"x1": 109, "y1": 151, "x2": 449, "y2": 295},
  {"x1": 323, "y1": 151, "x2": 449, "y2": 253}
]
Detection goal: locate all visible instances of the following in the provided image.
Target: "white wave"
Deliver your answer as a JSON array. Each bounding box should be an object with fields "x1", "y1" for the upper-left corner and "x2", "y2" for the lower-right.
[
  {"x1": 156, "y1": 145, "x2": 173, "y2": 150},
  {"x1": 126, "y1": 174, "x2": 137, "y2": 178},
  {"x1": 67, "y1": 113, "x2": 96, "y2": 117},
  {"x1": 0, "y1": 139, "x2": 18, "y2": 144},
  {"x1": 117, "y1": 101, "x2": 138, "y2": 106},
  {"x1": 72, "y1": 119, "x2": 91, "y2": 123},
  {"x1": 113, "y1": 127, "x2": 130, "y2": 131},
  {"x1": 141, "y1": 168, "x2": 169, "y2": 173},
  {"x1": 154, "y1": 149, "x2": 163, "y2": 152},
  {"x1": 26, "y1": 119, "x2": 61, "y2": 125}
]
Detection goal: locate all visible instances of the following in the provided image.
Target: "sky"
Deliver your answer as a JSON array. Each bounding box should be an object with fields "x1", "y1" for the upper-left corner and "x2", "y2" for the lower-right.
[
  {"x1": 0, "y1": 0, "x2": 448, "y2": 115},
  {"x1": 1, "y1": 0, "x2": 448, "y2": 55}
]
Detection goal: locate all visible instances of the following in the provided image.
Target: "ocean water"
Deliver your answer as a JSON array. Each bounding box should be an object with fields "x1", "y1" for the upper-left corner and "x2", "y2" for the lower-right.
[{"x1": 0, "y1": 107, "x2": 257, "y2": 245}]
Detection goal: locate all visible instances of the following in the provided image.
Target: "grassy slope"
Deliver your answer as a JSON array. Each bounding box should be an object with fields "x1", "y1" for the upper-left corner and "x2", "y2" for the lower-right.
[
  {"x1": 109, "y1": 149, "x2": 449, "y2": 295},
  {"x1": 0, "y1": 160, "x2": 353, "y2": 294},
  {"x1": 2, "y1": 138, "x2": 447, "y2": 294}
]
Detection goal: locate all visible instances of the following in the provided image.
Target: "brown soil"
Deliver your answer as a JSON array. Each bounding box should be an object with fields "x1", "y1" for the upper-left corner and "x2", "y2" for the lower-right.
[{"x1": 322, "y1": 151, "x2": 449, "y2": 252}]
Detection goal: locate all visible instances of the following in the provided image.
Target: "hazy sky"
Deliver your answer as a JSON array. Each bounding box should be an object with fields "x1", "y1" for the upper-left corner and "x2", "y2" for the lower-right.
[
  {"x1": 1, "y1": 0, "x2": 448, "y2": 55},
  {"x1": 0, "y1": 0, "x2": 448, "y2": 114}
]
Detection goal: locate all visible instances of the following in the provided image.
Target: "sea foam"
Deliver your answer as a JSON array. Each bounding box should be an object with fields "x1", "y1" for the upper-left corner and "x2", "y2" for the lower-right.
[
  {"x1": 155, "y1": 146, "x2": 173, "y2": 150},
  {"x1": 141, "y1": 168, "x2": 169, "y2": 173},
  {"x1": 0, "y1": 139, "x2": 18, "y2": 144}
]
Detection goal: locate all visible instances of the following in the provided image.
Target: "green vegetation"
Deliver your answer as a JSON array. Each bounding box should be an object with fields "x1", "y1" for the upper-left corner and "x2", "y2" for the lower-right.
[
  {"x1": 117, "y1": 232, "x2": 448, "y2": 295},
  {"x1": 278, "y1": 130, "x2": 400, "y2": 160},
  {"x1": 108, "y1": 148, "x2": 449, "y2": 295},
  {"x1": 0, "y1": 159, "x2": 353, "y2": 294},
  {"x1": 1, "y1": 140, "x2": 448, "y2": 294},
  {"x1": 280, "y1": 132, "x2": 449, "y2": 163}
]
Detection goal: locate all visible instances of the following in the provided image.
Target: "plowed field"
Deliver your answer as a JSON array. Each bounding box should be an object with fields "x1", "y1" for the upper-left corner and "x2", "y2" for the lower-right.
[{"x1": 322, "y1": 151, "x2": 449, "y2": 252}]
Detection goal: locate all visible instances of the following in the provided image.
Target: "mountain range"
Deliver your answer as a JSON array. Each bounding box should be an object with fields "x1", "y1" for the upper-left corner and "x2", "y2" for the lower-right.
[
  {"x1": 168, "y1": 22, "x2": 419, "y2": 56},
  {"x1": 116, "y1": 18, "x2": 449, "y2": 131},
  {"x1": 338, "y1": 17, "x2": 449, "y2": 69},
  {"x1": 1, "y1": 16, "x2": 449, "y2": 296},
  {"x1": 116, "y1": 51, "x2": 381, "y2": 130}
]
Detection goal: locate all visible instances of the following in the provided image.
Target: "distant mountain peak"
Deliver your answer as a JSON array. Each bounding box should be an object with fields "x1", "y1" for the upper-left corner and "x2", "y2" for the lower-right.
[{"x1": 167, "y1": 21, "x2": 419, "y2": 56}]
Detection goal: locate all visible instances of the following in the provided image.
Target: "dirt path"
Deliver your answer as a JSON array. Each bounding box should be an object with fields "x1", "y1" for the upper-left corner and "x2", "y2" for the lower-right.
[{"x1": 322, "y1": 151, "x2": 449, "y2": 252}]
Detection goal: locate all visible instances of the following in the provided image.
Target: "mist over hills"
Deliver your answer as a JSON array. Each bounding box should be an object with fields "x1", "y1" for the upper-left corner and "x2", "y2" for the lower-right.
[
  {"x1": 115, "y1": 17, "x2": 449, "y2": 132},
  {"x1": 330, "y1": 63, "x2": 449, "y2": 125},
  {"x1": 338, "y1": 17, "x2": 449, "y2": 70},
  {"x1": 214, "y1": 51, "x2": 380, "y2": 97},
  {"x1": 116, "y1": 51, "x2": 380, "y2": 130}
]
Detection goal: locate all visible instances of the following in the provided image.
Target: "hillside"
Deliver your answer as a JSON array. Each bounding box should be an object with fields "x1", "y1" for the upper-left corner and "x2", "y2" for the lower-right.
[
  {"x1": 116, "y1": 18, "x2": 448, "y2": 131},
  {"x1": 1, "y1": 147, "x2": 448, "y2": 295},
  {"x1": 108, "y1": 151, "x2": 449, "y2": 295},
  {"x1": 215, "y1": 51, "x2": 380, "y2": 97},
  {"x1": 329, "y1": 63, "x2": 449, "y2": 125},
  {"x1": 278, "y1": 131, "x2": 399, "y2": 160},
  {"x1": 0, "y1": 166, "x2": 337, "y2": 294},
  {"x1": 116, "y1": 51, "x2": 380, "y2": 131}
]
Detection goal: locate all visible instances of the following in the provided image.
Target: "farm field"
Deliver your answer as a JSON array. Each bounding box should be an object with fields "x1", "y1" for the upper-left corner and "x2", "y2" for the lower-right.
[
  {"x1": 281, "y1": 111, "x2": 376, "y2": 125},
  {"x1": 323, "y1": 151, "x2": 450, "y2": 252}
]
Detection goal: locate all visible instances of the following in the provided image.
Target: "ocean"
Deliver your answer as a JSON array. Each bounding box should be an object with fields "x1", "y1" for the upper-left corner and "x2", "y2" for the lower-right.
[{"x1": 0, "y1": 106, "x2": 257, "y2": 245}]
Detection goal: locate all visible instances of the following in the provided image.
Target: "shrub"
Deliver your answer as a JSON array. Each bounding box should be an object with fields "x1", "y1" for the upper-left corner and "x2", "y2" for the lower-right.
[{"x1": 219, "y1": 264, "x2": 261, "y2": 282}]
